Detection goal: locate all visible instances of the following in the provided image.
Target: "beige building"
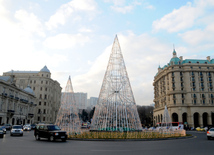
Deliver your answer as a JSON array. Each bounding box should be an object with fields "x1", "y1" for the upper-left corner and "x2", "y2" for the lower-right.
[
  {"x1": 153, "y1": 50, "x2": 214, "y2": 128},
  {"x1": 0, "y1": 75, "x2": 36, "y2": 125},
  {"x1": 74, "y1": 92, "x2": 87, "y2": 111},
  {"x1": 3, "y1": 66, "x2": 62, "y2": 124}
]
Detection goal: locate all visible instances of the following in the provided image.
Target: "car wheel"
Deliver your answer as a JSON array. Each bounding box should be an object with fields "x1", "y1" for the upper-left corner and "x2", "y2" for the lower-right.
[
  {"x1": 62, "y1": 138, "x2": 66, "y2": 142},
  {"x1": 35, "y1": 134, "x2": 40, "y2": 140},
  {"x1": 21, "y1": 134, "x2": 23, "y2": 136},
  {"x1": 49, "y1": 136, "x2": 55, "y2": 142},
  {"x1": 207, "y1": 136, "x2": 211, "y2": 140},
  {"x1": 0, "y1": 135, "x2": 3, "y2": 138},
  {"x1": 10, "y1": 133, "x2": 13, "y2": 136}
]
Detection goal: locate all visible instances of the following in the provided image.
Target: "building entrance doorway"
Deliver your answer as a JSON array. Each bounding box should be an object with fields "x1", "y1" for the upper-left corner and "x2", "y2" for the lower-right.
[
  {"x1": 194, "y1": 113, "x2": 199, "y2": 128},
  {"x1": 202, "y1": 113, "x2": 208, "y2": 127},
  {"x1": 172, "y1": 113, "x2": 178, "y2": 122}
]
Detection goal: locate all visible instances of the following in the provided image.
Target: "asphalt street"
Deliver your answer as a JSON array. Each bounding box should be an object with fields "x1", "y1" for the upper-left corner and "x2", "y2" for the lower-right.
[{"x1": 0, "y1": 130, "x2": 213, "y2": 155}]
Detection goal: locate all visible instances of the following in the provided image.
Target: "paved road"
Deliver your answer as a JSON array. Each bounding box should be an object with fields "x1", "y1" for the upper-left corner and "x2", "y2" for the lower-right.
[{"x1": 0, "y1": 130, "x2": 213, "y2": 155}]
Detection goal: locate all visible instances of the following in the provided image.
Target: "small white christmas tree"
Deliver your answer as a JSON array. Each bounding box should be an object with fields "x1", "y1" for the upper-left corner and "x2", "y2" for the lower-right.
[{"x1": 55, "y1": 76, "x2": 81, "y2": 134}]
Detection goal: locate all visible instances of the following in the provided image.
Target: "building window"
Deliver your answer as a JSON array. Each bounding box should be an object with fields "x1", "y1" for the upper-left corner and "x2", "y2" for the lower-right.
[
  {"x1": 34, "y1": 80, "x2": 36, "y2": 84},
  {"x1": 41, "y1": 81, "x2": 43, "y2": 84},
  {"x1": 40, "y1": 94, "x2": 42, "y2": 99},
  {"x1": 40, "y1": 87, "x2": 42, "y2": 91},
  {"x1": 42, "y1": 74, "x2": 43, "y2": 77},
  {"x1": 192, "y1": 82, "x2": 195, "y2": 87},
  {"x1": 43, "y1": 109, "x2": 46, "y2": 114},
  {"x1": 30, "y1": 80, "x2": 32, "y2": 84},
  {"x1": 39, "y1": 102, "x2": 41, "y2": 105},
  {"x1": 194, "y1": 100, "x2": 196, "y2": 105},
  {"x1": 33, "y1": 87, "x2": 35, "y2": 91},
  {"x1": 38, "y1": 117, "x2": 40, "y2": 121},
  {"x1": 45, "y1": 88, "x2": 47, "y2": 91},
  {"x1": 174, "y1": 100, "x2": 176, "y2": 105},
  {"x1": 38, "y1": 109, "x2": 41, "y2": 114},
  {"x1": 46, "y1": 81, "x2": 48, "y2": 84},
  {"x1": 202, "y1": 94, "x2": 205, "y2": 98},
  {"x1": 44, "y1": 95, "x2": 47, "y2": 99},
  {"x1": 43, "y1": 117, "x2": 45, "y2": 121},
  {"x1": 172, "y1": 77, "x2": 174, "y2": 82},
  {"x1": 191, "y1": 72, "x2": 194, "y2": 76},
  {"x1": 203, "y1": 99, "x2": 205, "y2": 105},
  {"x1": 182, "y1": 100, "x2": 184, "y2": 105},
  {"x1": 47, "y1": 75, "x2": 48, "y2": 77},
  {"x1": 44, "y1": 102, "x2": 46, "y2": 106}
]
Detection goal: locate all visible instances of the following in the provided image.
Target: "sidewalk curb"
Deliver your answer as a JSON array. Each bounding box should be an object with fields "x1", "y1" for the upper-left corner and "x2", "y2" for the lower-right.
[{"x1": 68, "y1": 135, "x2": 194, "y2": 141}]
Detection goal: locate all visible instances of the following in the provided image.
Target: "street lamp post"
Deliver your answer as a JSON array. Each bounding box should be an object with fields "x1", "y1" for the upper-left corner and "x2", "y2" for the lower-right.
[{"x1": 19, "y1": 107, "x2": 22, "y2": 125}]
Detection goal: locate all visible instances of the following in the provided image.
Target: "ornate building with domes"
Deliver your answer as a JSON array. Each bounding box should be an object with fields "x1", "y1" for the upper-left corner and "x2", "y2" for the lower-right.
[
  {"x1": 153, "y1": 50, "x2": 214, "y2": 128},
  {"x1": 0, "y1": 75, "x2": 36, "y2": 125},
  {"x1": 3, "y1": 66, "x2": 62, "y2": 124}
]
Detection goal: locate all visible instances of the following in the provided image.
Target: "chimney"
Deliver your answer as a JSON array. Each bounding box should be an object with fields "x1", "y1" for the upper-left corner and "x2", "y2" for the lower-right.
[{"x1": 207, "y1": 56, "x2": 210, "y2": 62}]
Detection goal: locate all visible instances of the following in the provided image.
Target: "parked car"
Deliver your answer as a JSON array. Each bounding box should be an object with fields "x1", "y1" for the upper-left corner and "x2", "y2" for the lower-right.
[
  {"x1": 34, "y1": 124, "x2": 67, "y2": 142},
  {"x1": 0, "y1": 127, "x2": 4, "y2": 138},
  {"x1": 148, "y1": 127, "x2": 156, "y2": 131},
  {"x1": 196, "y1": 127, "x2": 205, "y2": 131},
  {"x1": 23, "y1": 125, "x2": 31, "y2": 131},
  {"x1": 207, "y1": 128, "x2": 214, "y2": 140},
  {"x1": 0, "y1": 126, "x2": 6, "y2": 134},
  {"x1": 5, "y1": 124, "x2": 12, "y2": 130},
  {"x1": 31, "y1": 124, "x2": 36, "y2": 129},
  {"x1": 10, "y1": 125, "x2": 23, "y2": 136}
]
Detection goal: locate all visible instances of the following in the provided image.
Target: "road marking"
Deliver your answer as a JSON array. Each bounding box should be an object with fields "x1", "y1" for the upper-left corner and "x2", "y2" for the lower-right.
[{"x1": 91, "y1": 150, "x2": 131, "y2": 152}]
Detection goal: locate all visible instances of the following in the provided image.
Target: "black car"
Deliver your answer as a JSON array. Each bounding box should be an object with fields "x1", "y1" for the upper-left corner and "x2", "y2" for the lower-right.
[
  {"x1": 34, "y1": 124, "x2": 67, "y2": 142},
  {"x1": 5, "y1": 124, "x2": 12, "y2": 130}
]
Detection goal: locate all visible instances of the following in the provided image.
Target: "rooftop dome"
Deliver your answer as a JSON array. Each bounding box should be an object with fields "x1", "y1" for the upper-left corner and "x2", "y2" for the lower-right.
[
  {"x1": 170, "y1": 49, "x2": 180, "y2": 65},
  {"x1": 170, "y1": 57, "x2": 180, "y2": 65},
  {"x1": 40, "y1": 66, "x2": 50, "y2": 73},
  {"x1": 24, "y1": 85, "x2": 35, "y2": 96}
]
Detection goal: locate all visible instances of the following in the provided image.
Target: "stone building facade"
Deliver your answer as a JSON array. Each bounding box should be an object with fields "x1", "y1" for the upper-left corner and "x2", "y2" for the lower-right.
[
  {"x1": 153, "y1": 50, "x2": 214, "y2": 128},
  {"x1": 3, "y1": 66, "x2": 62, "y2": 124},
  {"x1": 0, "y1": 76, "x2": 36, "y2": 125},
  {"x1": 74, "y1": 92, "x2": 87, "y2": 111}
]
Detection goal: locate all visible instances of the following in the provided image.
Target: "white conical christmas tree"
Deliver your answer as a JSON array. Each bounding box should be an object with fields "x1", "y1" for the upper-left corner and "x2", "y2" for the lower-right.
[
  {"x1": 90, "y1": 35, "x2": 142, "y2": 132},
  {"x1": 55, "y1": 76, "x2": 81, "y2": 134},
  {"x1": 161, "y1": 106, "x2": 172, "y2": 130}
]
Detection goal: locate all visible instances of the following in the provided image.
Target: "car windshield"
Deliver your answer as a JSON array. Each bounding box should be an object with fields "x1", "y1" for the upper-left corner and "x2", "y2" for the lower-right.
[
  {"x1": 47, "y1": 125, "x2": 61, "y2": 131},
  {"x1": 0, "y1": 127, "x2": 2, "y2": 130},
  {"x1": 210, "y1": 128, "x2": 214, "y2": 131},
  {"x1": 12, "y1": 126, "x2": 22, "y2": 129}
]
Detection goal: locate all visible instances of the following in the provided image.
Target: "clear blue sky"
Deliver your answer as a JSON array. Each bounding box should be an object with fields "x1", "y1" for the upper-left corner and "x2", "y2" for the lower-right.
[{"x1": 0, "y1": 0, "x2": 214, "y2": 105}]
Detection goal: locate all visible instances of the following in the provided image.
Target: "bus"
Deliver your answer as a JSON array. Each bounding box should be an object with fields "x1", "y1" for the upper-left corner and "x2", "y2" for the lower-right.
[{"x1": 156, "y1": 122, "x2": 184, "y2": 130}]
